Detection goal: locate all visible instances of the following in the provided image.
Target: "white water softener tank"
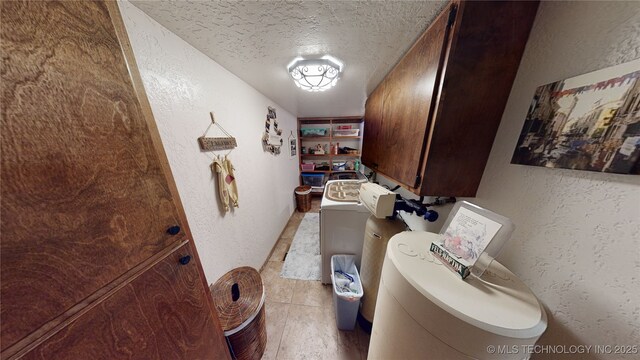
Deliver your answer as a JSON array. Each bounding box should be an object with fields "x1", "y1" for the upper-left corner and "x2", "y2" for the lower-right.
[
  {"x1": 369, "y1": 231, "x2": 547, "y2": 360},
  {"x1": 359, "y1": 215, "x2": 406, "y2": 327}
]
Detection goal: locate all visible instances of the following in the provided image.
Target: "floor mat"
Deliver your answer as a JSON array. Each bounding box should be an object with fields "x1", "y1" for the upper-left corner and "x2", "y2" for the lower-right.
[{"x1": 281, "y1": 213, "x2": 321, "y2": 281}]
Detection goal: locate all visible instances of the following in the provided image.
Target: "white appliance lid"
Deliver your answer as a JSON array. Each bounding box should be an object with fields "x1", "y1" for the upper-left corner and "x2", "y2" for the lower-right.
[
  {"x1": 321, "y1": 180, "x2": 369, "y2": 212},
  {"x1": 387, "y1": 231, "x2": 547, "y2": 339}
]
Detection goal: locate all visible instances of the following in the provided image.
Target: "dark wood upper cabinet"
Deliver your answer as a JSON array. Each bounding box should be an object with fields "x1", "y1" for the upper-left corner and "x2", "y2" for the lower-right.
[
  {"x1": 378, "y1": 10, "x2": 450, "y2": 186},
  {"x1": 361, "y1": 81, "x2": 385, "y2": 168},
  {"x1": 362, "y1": 1, "x2": 539, "y2": 196},
  {"x1": 1, "y1": 1, "x2": 229, "y2": 359}
]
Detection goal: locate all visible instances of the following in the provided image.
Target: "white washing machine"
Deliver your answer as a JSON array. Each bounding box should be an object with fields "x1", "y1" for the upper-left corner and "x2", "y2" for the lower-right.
[
  {"x1": 369, "y1": 231, "x2": 547, "y2": 360},
  {"x1": 320, "y1": 179, "x2": 370, "y2": 284}
]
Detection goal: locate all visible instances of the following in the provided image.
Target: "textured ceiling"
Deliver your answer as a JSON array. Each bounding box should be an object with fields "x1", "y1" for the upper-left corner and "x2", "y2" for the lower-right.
[{"x1": 130, "y1": 0, "x2": 447, "y2": 117}]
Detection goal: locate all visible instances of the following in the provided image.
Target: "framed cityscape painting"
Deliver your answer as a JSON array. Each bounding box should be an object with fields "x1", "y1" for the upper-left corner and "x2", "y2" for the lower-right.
[{"x1": 512, "y1": 59, "x2": 640, "y2": 174}]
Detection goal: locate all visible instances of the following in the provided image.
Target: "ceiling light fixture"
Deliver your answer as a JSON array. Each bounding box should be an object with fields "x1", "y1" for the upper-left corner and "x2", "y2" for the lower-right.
[{"x1": 287, "y1": 55, "x2": 343, "y2": 92}]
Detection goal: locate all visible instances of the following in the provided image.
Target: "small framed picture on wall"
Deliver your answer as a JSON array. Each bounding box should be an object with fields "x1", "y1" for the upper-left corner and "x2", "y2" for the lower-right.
[{"x1": 289, "y1": 137, "x2": 298, "y2": 158}]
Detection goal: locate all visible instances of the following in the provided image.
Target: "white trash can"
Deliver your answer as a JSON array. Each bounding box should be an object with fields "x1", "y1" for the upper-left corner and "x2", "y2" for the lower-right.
[{"x1": 331, "y1": 254, "x2": 364, "y2": 330}]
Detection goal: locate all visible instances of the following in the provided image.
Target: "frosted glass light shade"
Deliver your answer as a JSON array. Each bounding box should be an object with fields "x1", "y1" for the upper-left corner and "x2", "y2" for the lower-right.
[{"x1": 287, "y1": 56, "x2": 343, "y2": 92}]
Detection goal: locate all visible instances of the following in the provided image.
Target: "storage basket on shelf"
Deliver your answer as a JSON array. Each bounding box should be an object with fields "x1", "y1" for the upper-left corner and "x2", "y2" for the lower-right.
[
  {"x1": 300, "y1": 163, "x2": 315, "y2": 171},
  {"x1": 333, "y1": 129, "x2": 359, "y2": 137},
  {"x1": 301, "y1": 173, "x2": 325, "y2": 187},
  {"x1": 295, "y1": 185, "x2": 312, "y2": 212},
  {"x1": 211, "y1": 267, "x2": 266, "y2": 360},
  {"x1": 300, "y1": 128, "x2": 329, "y2": 137},
  {"x1": 332, "y1": 162, "x2": 346, "y2": 171}
]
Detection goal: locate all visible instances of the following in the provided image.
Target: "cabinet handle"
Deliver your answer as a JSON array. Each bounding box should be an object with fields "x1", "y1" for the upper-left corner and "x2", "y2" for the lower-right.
[
  {"x1": 179, "y1": 255, "x2": 191, "y2": 265},
  {"x1": 167, "y1": 225, "x2": 181, "y2": 235}
]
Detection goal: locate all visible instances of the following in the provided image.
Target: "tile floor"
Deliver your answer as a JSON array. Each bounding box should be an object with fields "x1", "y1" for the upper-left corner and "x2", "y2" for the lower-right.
[{"x1": 261, "y1": 197, "x2": 371, "y2": 360}]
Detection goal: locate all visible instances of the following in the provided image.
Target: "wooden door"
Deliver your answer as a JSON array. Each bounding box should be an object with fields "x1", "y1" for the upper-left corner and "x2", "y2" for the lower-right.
[
  {"x1": 376, "y1": 7, "x2": 451, "y2": 187},
  {"x1": 1, "y1": 1, "x2": 229, "y2": 359},
  {"x1": 362, "y1": 81, "x2": 385, "y2": 170},
  {"x1": 1, "y1": 1, "x2": 184, "y2": 348},
  {"x1": 22, "y1": 243, "x2": 221, "y2": 360}
]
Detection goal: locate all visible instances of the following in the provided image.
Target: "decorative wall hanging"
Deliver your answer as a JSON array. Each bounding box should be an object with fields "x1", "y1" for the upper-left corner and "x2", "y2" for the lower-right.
[
  {"x1": 198, "y1": 112, "x2": 237, "y2": 151},
  {"x1": 197, "y1": 112, "x2": 239, "y2": 213},
  {"x1": 211, "y1": 155, "x2": 239, "y2": 213},
  {"x1": 288, "y1": 131, "x2": 297, "y2": 158},
  {"x1": 512, "y1": 59, "x2": 640, "y2": 174},
  {"x1": 262, "y1": 106, "x2": 283, "y2": 154}
]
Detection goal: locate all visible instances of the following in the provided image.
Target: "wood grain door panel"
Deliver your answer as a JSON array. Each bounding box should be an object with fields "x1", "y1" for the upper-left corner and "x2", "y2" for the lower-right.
[
  {"x1": 361, "y1": 81, "x2": 385, "y2": 169},
  {"x1": 1, "y1": 0, "x2": 185, "y2": 349},
  {"x1": 22, "y1": 243, "x2": 223, "y2": 360},
  {"x1": 420, "y1": 1, "x2": 539, "y2": 196},
  {"x1": 378, "y1": 8, "x2": 450, "y2": 187}
]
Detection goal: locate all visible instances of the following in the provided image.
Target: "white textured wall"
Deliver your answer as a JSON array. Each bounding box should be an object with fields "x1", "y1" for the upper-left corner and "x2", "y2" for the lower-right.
[
  {"x1": 475, "y1": 2, "x2": 640, "y2": 357},
  {"x1": 118, "y1": 1, "x2": 299, "y2": 285}
]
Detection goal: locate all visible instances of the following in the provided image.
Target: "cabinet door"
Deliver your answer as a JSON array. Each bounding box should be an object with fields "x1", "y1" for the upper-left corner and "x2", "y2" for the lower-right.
[
  {"x1": 23, "y1": 243, "x2": 228, "y2": 360},
  {"x1": 420, "y1": 0, "x2": 539, "y2": 196},
  {"x1": 362, "y1": 81, "x2": 386, "y2": 169},
  {"x1": 377, "y1": 9, "x2": 450, "y2": 187},
  {"x1": 1, "y1": 0, "x2": 186, "y2": 349}
]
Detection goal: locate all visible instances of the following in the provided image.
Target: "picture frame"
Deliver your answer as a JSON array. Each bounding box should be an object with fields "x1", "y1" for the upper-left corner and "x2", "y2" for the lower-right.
[
  {"x1": 512, "y1": 59, "x2": 640, "y2": 174},
  {"x1": 263, "y1": 106, "x2": 283, "y2": 155},
  {"x1": 431, "y1": 201, "x2": 514, "y2": 279},
  {"x1": 289, "y1": 136, "x2": 298, "y2": 158}
]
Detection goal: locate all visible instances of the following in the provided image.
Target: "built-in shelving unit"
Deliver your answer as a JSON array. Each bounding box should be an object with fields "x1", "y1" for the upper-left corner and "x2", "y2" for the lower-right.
[{"x1": 297, "y1": 116, "x2": 364, "y2": 194}]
